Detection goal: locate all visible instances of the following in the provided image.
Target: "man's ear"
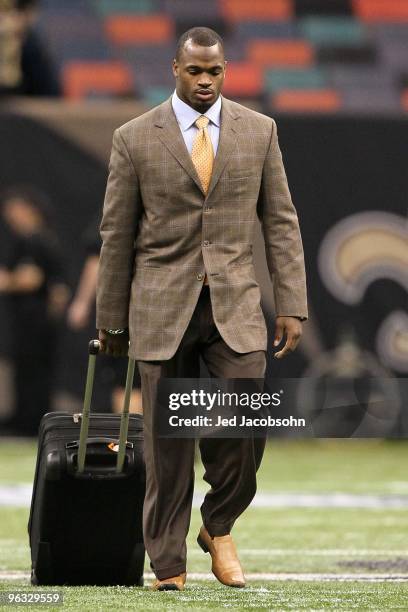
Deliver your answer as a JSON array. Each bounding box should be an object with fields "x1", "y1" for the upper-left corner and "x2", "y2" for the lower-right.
[
  {"x1": 224, "y1": 60, "x2": 227, "y2": 75},
  {"x1": 172, "y1": 59, "x2": 178, "y2": 78}
]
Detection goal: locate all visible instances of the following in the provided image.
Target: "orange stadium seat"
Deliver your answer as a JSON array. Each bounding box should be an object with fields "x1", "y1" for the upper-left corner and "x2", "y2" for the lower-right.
[
  {"x1": 353, "y1": 0, "x2": 408, "y2": 21},
  {"x1": 105, "y1": 14, "x2": 174, "y2": 45},
  {"x1": 220, "y1": 0, "x2": 293, "y2": 21},
  {"x1": 222, "y1": 62, "x2": 263, "y2": 96},
  {"x1": 247, "y1": 40, "x2": 314, "y2": 67},
  {"x1": 273, "y1": 89, "x2": 341, "y2": 112},
  {"x1": 63, "y1": 61, "x2": 133, "y2": 100}
]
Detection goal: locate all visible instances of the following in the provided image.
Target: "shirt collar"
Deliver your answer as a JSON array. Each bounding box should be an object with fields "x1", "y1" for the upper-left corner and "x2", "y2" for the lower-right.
[{"x1": 172, "y1": 90, "x2": 221, "y2": 131}]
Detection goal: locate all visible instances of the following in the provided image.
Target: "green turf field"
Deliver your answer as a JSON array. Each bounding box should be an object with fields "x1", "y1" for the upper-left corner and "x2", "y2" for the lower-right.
[{"x1": 0, "y1": 439, "x2": 408, "y2": 610}]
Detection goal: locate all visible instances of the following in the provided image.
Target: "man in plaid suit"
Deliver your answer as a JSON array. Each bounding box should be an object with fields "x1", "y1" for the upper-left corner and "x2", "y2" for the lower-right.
[{"x1": 96, "y1": 27, "x2": 308, "y2": 591}]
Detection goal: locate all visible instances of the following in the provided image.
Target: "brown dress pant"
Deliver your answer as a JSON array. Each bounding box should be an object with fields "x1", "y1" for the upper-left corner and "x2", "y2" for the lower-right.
[{"x1": 137, "y1": 285, "x2": 266, "y2": 580}]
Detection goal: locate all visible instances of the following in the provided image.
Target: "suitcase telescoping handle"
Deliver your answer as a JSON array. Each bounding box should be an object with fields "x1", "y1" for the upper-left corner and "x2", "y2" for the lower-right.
[{"x1": 77, "y1": 339, "x2": 135, "y2": 474}]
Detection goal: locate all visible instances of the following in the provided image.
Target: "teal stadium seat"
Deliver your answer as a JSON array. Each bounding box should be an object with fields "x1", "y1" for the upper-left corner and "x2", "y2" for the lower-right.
[
  {"x1": 265, "y1": 67, "x2": 327, "y2": 93},
  {"x1": 144, "y1": 86, "x2": 174, "y2": 106},
  {"x1": 299, "y1": 16, "x2": 366, "y2": 45},
  {"x1": 93, "y1": 0, "x2": 155, "y2": 17}
]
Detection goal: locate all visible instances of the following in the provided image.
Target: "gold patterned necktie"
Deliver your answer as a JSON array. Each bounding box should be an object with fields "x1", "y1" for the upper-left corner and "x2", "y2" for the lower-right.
[{"x1": 191, "y1": 115, "x2": 214, "y2": 194}]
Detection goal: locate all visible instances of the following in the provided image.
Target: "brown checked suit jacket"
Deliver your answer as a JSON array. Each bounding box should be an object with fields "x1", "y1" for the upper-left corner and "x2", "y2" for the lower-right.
[{"x1": 96, "y1": 95, "x2": 308, "y2": 361}]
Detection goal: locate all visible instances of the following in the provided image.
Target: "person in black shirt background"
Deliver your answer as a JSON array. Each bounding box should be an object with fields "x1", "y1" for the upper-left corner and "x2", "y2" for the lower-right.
[
  {"x1": 0, "y1": 0, "x2": 61, "y2": 98},
  {"x1": 0, "y1": 186, "x2": 69, "y2": 434}
]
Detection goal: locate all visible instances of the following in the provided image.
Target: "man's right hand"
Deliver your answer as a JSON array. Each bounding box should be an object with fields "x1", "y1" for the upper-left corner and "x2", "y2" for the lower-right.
[{"x1": 98, "y1": 329, "x2": 129, "y2": 358}]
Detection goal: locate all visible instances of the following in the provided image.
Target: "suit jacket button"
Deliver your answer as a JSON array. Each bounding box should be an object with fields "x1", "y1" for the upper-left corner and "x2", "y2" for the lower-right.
[
  {"x1": 197, "y1": 273, "x2": 203, "y2": 281},
  {"x1": 203, "y1": 240, "x2": 210, "y2": 247}
]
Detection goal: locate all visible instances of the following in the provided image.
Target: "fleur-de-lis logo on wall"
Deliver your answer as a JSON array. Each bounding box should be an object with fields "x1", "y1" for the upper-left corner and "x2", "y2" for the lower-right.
[{"x1": 318, "y1": 212, "x2": 408, "y2": 373}]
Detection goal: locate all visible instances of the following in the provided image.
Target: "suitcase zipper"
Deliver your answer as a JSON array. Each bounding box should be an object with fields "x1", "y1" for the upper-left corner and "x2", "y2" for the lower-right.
[{"x1": 40, "y1": 417, "x2": 143, "y2": 439}]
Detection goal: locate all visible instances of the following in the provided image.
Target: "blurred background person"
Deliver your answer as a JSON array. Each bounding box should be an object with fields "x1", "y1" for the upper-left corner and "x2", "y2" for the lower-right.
[
  {"x1": 0, "y1": 0, "x2": 61, "y2": 97},
  {"x1": 0, "y1": 186, "x2": 69, "y2": 435},
  {"x1": 67, "y1": 214, "x2": 142, "y2": 415}
]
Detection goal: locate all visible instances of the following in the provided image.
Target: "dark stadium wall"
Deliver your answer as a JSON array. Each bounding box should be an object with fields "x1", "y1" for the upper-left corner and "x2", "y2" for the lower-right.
[{"x1": 272, "y1": 115, "x2": 407, "y2": 378}]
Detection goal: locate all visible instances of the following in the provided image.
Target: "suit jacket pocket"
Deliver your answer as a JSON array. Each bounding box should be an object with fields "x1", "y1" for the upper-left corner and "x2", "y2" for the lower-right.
[{"x1": 225, "y1": 169, "x2": 252, "y2": 180}]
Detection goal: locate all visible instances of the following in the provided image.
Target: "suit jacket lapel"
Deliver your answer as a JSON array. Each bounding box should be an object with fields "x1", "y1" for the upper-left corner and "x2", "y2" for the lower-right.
[
  {"x1": 154, "y1": 98, "x2": 205, "y2": 195},
  {"x1": 205, "y1": 97, "x2": 239, "y2": 201},
  {"x1": 153, "y1": 96, "x2": 240, "y2": 199}
]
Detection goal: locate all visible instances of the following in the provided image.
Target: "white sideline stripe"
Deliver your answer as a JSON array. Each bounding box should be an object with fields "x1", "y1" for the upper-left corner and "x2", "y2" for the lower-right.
[
  {"x1": 244, "y1": 492, "x2": 408, "y2": 509},
  {"x1": 2, "y1": 485, "x2": 408, "y2": 509},
  {"x1": 2, "y1": 546, "x2": 408, "y2": 557},
  {"x1": 1, "y1": 571, "x2": 408, "y2": 583},
  {"x1": 0, "y1": 485, "x2": 31, "y2": 506}
]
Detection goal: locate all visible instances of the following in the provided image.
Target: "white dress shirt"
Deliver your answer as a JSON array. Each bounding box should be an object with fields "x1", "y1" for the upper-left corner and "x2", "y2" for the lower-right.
[{"x1": 171, "y1": 90, "x2": 221, "y2": 155}]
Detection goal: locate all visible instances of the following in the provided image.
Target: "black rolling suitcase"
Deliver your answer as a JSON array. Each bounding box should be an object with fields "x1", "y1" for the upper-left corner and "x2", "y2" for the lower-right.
[{"x1": 28, "y1": 339, "x2": 145, "y2": 586}]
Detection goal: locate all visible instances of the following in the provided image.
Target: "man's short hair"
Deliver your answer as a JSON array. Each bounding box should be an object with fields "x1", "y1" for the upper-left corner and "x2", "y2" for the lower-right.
[{"x1": 175, "y1": 27, "x2": 224, "y2": 61}]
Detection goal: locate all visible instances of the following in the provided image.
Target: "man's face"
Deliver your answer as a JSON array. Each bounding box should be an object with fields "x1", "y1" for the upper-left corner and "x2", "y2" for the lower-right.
[{"x1": 172, "y1": 41, "x2": 226, "y2": 112}]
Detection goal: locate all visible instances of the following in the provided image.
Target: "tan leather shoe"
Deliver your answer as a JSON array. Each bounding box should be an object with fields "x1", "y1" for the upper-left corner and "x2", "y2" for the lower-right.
[
  {"x1": 150, "y1": 572, "x2": 186, "y2": 591},
  {"x1": 197, "y1": 525, "x2": 245, "y2": 588}
]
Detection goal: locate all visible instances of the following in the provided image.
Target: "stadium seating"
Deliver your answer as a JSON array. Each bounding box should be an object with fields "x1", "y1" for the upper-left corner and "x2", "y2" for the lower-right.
[
  {"x1": 353, "y1": 0, "x2": 408, "y2": 22},
  {"x1": 265, "y1": 67, "x2": 327, "y2": 92},
  {"x1": 220, "y1": 0, "x2": 293, "y2": 22},
  {"x1": 298, "y1": 16, "x2": 365, "y2": 45},
  {"x1": 164, "y1": 0, "x2": 222, "y2": 21},
  {"x1": 222, "y1": 62, "x2": 263, "y2": 96},
  {"x1": 272, "y1": 89, "x2": 341, "y2": 112},
  {"x1": 105, "y1": 15, "x2": 174, "y2": 45},
  {"x1": 36, "y1": 0, "x2": 408, "y2": 113},
  {"x1": 94, "y1": 0, "x2": 156, "y2": 16},
  {"x1": 63, "y1": 61, "x2": 134, "y2": 99},
  {"x1": 247, "y1": 40, "x2": 314, "y2": 66},
  {"x1": 235, "y1": 20, "x2": 299, "y2": 40},
  {"x1": 294, "y1": 0, "x2": 352, "y2": 17},
  {"x1": 120, "y1": 45, "x2": 175, "y2": 92},
  {"x1": 341, "y1": 87, "x2": 401, "y2": 112}
]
